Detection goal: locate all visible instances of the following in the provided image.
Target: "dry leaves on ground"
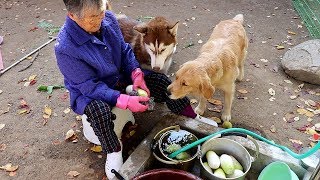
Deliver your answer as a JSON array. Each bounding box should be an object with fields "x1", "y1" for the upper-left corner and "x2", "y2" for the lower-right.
[
  {"x1": 67, "y1": 171, "x2": 80, "y2": 179},
  {"x1": 208, "y1": 99, "x2": 222, "y2": 106},
  {"x1": 0, "y1": 163, "x2": 19, "y2": 172},
  {"x1": 90, "y1": 145, "x2": 102, "y2": 153}
]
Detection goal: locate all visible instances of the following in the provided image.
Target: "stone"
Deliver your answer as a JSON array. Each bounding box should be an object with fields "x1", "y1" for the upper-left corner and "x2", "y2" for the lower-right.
[{"x1": 281, "y1": 39, "x2": 320, "y2": 85}]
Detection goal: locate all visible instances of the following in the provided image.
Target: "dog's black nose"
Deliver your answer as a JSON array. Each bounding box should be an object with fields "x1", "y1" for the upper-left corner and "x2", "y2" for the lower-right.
[{"x1": 153, "y1": 66, "x2": 160, "y2": 72}]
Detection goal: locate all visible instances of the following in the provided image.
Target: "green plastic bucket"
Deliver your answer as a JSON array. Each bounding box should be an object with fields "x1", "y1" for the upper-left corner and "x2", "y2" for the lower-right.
[{"x1": 258, "y1": 161, "x2": 299, "y2": 180}]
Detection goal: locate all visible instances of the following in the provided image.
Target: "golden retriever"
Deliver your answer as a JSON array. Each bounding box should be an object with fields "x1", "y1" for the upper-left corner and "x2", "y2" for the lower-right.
[{"x1": 168, "y1": 14, "x2": 248, "y2": 121}]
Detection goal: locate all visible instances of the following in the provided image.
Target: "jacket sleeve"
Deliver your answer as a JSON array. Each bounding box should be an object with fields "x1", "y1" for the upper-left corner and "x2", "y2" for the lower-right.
[
  {"x1": 107, "y1": 11, "x2": 140, "y2": 77},
  {"x1": 55, "y1": 51, "x2": 121, "y2": 106}
]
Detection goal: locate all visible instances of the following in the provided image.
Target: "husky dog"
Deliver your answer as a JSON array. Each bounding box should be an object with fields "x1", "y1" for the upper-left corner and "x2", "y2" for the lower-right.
[{"x1": 117, "y1": 15, "x2": 179, "y2": 74}]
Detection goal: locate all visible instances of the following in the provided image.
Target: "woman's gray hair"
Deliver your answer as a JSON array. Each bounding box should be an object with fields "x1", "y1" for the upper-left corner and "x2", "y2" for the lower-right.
[{"x1": 63, "y1": 0, "x2": 107, "y2": 18}]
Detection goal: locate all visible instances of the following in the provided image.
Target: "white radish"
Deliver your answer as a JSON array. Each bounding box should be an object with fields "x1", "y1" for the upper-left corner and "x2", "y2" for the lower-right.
[
  {"x1": 220, "y1": 154, "x2": 235, "y2": 175},
  {"x1": 213, "y1": 168, "x2": 226, "y2": 178},
  {"x1": 230, "y1": 155, "x2": 243, "y2": 171},
  {"x1": 227, "y1": 169, "x2": 244, "y2": 178},
  {"x1": 203, "y1": 162, "x2": 213, "y2": 174},
  {"x1": 206, "y1": 150, "x2": 220, "y2": 169}
]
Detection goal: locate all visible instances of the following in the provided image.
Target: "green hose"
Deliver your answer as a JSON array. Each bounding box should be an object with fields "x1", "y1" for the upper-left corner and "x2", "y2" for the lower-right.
[{"x1": 169, "y1": 128, "x2": 320, "y2": 159}]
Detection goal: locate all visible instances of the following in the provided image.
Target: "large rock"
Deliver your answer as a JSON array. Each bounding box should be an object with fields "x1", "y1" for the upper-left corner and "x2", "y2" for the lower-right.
[{"x1": 281, "y1": 39, "x2": 320, "y2": 85}]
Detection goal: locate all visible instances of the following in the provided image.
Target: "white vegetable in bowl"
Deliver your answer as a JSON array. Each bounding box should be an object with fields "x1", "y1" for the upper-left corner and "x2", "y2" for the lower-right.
[
  {"x1": 206, "y1": 150, "x2": 220, "y2": 169},
  {"x1": 227, "y1": 169, "x2": 244, "y2": 178},
  {"x1": 213, "y1": 168, "x2": 226, "y2": 178},
  {"x1": 220, "y1": 154, "x2": 235, "y2": 175},
  {"x1": 230, "y1": 155, "x2": 244, "y2": 171},
  {"x1": 203, "y1": 162, "x2": 213, "y2": 174}
]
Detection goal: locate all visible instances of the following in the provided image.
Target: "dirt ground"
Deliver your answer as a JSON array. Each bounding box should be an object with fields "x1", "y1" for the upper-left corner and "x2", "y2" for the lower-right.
[{"x1": 0, "y1": 0, "x2": 319, "y2": 179}]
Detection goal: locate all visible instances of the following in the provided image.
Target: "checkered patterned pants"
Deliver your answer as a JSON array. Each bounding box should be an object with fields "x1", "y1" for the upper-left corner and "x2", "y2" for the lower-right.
[{"x1": 84, "y1": 73, "x2": 190, "y2": 154}]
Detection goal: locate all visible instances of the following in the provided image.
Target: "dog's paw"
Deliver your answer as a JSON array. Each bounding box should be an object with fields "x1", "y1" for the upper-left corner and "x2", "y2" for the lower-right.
[
  {"x1": 195, "y1": 106, "x2": 205, "y2": 115},
  {"x1": 236, "y1": 73, "x2": 244, "y2": 81},
  {"x1": 221, "y1": 112, "x2": 231, "y2": 121}
]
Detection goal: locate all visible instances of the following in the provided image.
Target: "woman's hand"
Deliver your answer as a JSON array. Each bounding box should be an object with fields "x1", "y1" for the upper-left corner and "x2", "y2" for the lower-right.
[
  {"x1": 131, "y1": 68, "x2": 150, "y2": 97},
  {"x1": 116, "y1": 94, "x2": 149, "y2": 112}
]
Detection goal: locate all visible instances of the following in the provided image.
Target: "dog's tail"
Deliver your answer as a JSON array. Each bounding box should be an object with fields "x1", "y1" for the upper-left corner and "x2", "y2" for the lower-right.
[{"x1": 233, "y1": 14, "x2": 244, "y2": 24}]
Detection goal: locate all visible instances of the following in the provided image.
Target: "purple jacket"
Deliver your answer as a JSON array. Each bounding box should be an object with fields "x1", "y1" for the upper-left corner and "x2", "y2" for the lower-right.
[{"x1": 55, "y1": 11, "x2": 139, "y2": 115}]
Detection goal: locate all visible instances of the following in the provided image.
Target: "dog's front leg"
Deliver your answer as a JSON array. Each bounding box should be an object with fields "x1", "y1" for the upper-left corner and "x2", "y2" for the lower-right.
[
  {"x1": 221, "y1": 83, "x2": 235, "y2": 121},
  {"x1": 195, "y1": 96, "x2": 207, "y2": 115}
]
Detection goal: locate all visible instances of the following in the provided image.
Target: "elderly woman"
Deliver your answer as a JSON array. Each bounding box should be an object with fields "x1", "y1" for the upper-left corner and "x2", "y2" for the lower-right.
[{"x1": 55, "y1": 0, "x2": 215, "y2": 178}]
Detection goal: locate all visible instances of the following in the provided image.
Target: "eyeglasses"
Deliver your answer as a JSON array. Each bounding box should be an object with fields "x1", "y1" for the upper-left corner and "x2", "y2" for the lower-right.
[{"x1": 79, "y1": 10, "x2": 105, "y2": 23}]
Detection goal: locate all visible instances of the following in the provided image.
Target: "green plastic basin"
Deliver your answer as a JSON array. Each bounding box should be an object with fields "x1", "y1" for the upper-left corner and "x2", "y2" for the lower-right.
[{"x1": 258, "y1": 161, "x2": 299, "y2": 180}]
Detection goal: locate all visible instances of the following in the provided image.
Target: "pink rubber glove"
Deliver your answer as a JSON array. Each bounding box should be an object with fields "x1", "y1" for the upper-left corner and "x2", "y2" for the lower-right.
[
  {"x1": 131, "y1": 68, "x2": 150, "y2": 97},
  {"x1": 116, "y1": 94, "x2": 149, "y2": 112}
]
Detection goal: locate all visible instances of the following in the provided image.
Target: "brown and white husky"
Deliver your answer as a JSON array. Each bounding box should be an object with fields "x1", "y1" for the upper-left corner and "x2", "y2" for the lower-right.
[{"x1": 117, "y1": 15, "x2": 179, "y2": 74}]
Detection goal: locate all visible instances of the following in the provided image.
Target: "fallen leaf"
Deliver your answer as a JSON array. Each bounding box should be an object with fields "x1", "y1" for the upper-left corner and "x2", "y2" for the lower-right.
[
  {"x1": 310, "y1": 142, "x2": 316, "y2": 147},
  {"x1": 90, "y1": 145, "x2": 102, "y2": 153},
  {"x1": 284, "y1": 80, "x2": 293, "y2": 84},
  {"x1": 289, "y1": 139, "x2": 303, "y2": 151},
  {"x1": 52, "y1": 140, "x2": 61, "y2": 145},
  {"x1": 305, "y1": 111, "x2": 315, "y2": 118},
  {"x1": 67, "y1": 171, "x2": 80, "y2": 178},
  {"x1": 0, "y1": 124, "x2": 5, "y2": 130},
  {"x1": 297, "y1": 108, "x2": 308, "y2": 115},
  {"x1": 209, "y1": 117, "x2": 222, "y2": 123},
  {"x1": 9, "y1": 171, "x2": 17, "y2": 176},
  {"x1": 268, "y1": 88, "x2": 276, "y2": 96},
  {"x1": 314, "y1": 109, "x2": 320, "y2": 115},
  {"x1": 269, "y1": 97, "x2": 276, "y2": 101},
  {"x1": 63, "y1": 108, "x2": 71, "y2": 114},
  {"x1": 18, "y1": 109, "x2": 28, "y2": 115},
  {"x1": 19, "y1": 99, "x2": 29, "y2": 109},
  {"x1": 24, "y1": 81, "x2": 30, "y2": 87},
  {"x1": 43, "y1": 114, "x2": 50, "y2": 119},
  {"x1": 76, "y1": 115, "x2": 82, "y2": 121},
  {"x1": 65, "y1": 129, "x2": 76, "y2": 140},
  {"x1": 296, "y1": 124, "x2": 313, "y2": 132},
  {"x1": 0, "y1": 163, "x2": 19, "y2": 172},
  {"x1": 270, "y1": 125, "x2": 276, "y2": 133},
  {"x1": 260, "y1": 58, "x2": 268, "y2": 63},
  {"x1": 0, "y1": 144, "x2": 6, "y2": 151},
  {"x1": 43, "y1": 105, "x2": 52, "y2": 119},
  {"x1": 208, "y1": 106, "x2": 222, "y2": 113},
  {"x1": 208, "y1": 99, "x2": 222, "y2": 106},
  {"x1": 288, "y1": 31, "x2": 296, "y2": 35},
  {"x1": 237, "y1": 89, "x2": 248, "y2": 94},
  {"x1": 298, "y1": 83, "x2": 304, "y2": 90},
  {"x1": 190, "y1": 99, "x2": 198, "y2": 104},
  {"x1": 305, "y1": 99, "x2": 316, "y2": 107},
  {"x1": 28, "y1": 74, "x2": 37, "y2": 81},
  {"x1": 283, "y1": 112, "x2": 295, "y2": 123},
  {"x1": 306, "y1": 128, "x2": 317, "y2": 135},
  {"x1": 276, "y1": 45, "x2": 285, "y2": 50},
  {"x1": 290, "y1": 95, "x2": 298, "y2": 100}
]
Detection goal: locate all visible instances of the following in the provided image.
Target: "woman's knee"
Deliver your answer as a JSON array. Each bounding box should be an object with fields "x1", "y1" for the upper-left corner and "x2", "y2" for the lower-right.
[{"x1": 84, "y1": 100, "x2": 113, "y2": 123}]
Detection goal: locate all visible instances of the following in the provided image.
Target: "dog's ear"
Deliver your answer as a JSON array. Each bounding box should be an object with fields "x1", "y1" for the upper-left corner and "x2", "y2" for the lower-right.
[
  {"x1": 199, "y1": 77, "x2": 215, "y2": 99},
  {"x1": 133, "y1": 24, "x2": 147, "y2": 35},
  {"x1": 168, "y1": 21, "x2": 179, "y2": 37}
]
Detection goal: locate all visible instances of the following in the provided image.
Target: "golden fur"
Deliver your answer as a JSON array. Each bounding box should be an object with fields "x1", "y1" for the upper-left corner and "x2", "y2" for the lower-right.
[{"x1": 168, "y1": 14, "x2": 248, "y2": 121}]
